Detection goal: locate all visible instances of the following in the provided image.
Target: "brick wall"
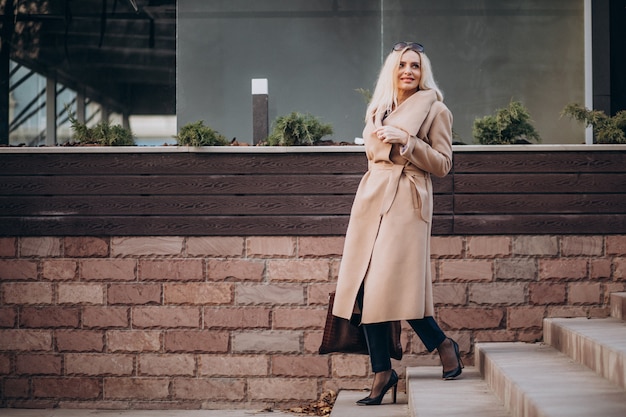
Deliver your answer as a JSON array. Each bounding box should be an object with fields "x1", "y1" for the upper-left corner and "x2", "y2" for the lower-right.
[{"x1": 0, "y1": 235, "x2": 625, "y2": 409}]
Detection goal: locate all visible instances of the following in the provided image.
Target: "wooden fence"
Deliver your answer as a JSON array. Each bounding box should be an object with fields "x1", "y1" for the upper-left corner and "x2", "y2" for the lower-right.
[{"x1": 0, "y1": 145, "x2": 624, "y2": 236}]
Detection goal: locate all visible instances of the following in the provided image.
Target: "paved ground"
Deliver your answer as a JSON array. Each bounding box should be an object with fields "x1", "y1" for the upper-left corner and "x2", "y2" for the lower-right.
[{"x1": 0, "y1": 410, "x2": 294, "y2": 417}]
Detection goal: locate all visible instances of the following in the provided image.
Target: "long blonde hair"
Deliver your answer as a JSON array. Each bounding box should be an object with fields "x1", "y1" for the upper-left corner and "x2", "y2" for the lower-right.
[{"x1": 365, "y1": 46, "x2": 443, "y2": 122}]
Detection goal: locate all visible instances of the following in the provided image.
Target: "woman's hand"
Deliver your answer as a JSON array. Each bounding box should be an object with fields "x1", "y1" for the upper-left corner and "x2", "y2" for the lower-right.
[{"x1": 375, "y1": 126, "x2": 410, "y2": 145}]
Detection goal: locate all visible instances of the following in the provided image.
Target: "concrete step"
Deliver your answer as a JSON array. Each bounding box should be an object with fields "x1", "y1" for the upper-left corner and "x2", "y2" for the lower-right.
[
  {"x1": 477, "y1": 342, "x2": 626, "y2": 417},
  {"x1": 544, "y1": 316, "x2": 626, "y2": 390},
  {"x1": 611, "y1": 292, "x2": 626, "y2": 320},
  {"x1": 329, "y1": 389, "x2": 408, "y2": 417},
  {"x1": 406, "y1": 366, "x2": 510, "y2": 417}
]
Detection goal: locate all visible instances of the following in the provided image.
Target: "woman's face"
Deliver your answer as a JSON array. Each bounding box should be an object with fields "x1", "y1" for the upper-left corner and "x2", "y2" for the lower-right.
[{"x1": 397, "y1": 50, "x2": 421, "y2": 94}]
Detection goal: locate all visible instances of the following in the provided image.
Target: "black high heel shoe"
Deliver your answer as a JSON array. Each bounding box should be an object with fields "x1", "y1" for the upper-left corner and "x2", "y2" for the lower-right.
[
  {"x1": 356, "y1": 369, "x2": 398, "y2": 406},
  {"x1": 442, "y1": 338, "x2": 464, "y2": 380}
]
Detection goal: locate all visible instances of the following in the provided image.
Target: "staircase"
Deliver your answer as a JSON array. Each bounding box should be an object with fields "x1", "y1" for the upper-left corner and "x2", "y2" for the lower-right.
[{"x1": 330, "y1": 292, "x2": 626, "y2": 417}]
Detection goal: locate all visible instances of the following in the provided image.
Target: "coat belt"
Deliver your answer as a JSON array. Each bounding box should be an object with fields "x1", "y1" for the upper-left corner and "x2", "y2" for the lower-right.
[{"x1": 369, "y1": 162, "x2": 424, "y2": 216}]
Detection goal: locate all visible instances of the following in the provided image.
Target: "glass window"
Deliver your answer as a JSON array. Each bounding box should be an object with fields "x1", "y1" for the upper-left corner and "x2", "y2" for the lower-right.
[{"x1": 178, "y1": 0, "x2": 585, "y2": 144}]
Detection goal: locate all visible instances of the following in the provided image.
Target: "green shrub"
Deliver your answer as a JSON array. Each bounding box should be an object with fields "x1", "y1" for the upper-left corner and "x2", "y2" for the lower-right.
[
  {"x1": 561, "y1": 103, "x2": 626, "y2": 144},
  {"x1": 267, "y1": 112, "x2": 333, "y2": 146},
  {"x1": 472, "y1": 100, "x2": 541, "y2": 145},
  {"x1": 175, "y1": 120, "x2": 228, "y2": 146},
  {"x1": 66, "y1": 106, "x2": 135, "y2": 146}
]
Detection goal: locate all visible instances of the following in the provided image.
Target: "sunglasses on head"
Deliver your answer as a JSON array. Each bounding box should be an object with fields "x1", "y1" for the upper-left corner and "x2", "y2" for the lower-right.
[{"x1": 392, "y1": 42, "x2": 424, "y2": 53}]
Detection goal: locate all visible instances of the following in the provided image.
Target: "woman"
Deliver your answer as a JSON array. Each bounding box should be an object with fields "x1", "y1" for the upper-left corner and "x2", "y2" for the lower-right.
[{"x1": 332, "y1": 42, "x2": 462, "y2": 406}]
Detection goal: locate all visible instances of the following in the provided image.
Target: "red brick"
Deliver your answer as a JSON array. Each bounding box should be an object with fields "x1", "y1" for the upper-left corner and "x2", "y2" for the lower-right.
[
  {"x1": 438, "y1": 307, "x2": 505, "y2": 329},
  {"x1": 247, "y1": 236, "x2": 296, "y2": 257},
  {"x1": 508, "y1": 306, "x2": 546, "y2": 329},
  {"x1": 547, "y1": 305, "x2": 588, "y2": 318},
  {"x1": 82, "y1": 307, "x2": 129, "y2": 328},
  {"x1": 58, "y1": 283, "x2": 105, "y2": 305},
  {"x1": 3, "y1": 283, "x2": 53, "y2": 304},
  {"x1": 272, "y1": 355, "x2": 329, "y2": 377},
  {"x1": 111, "y1": 236, "x2": 183, "y2": 256},
  {"x1": 80, "y1": 259, "x2": 136, "y2": 281},
  {"x1": 591, "y1": 259, "x2": 612, "y2": 280},
  {"x1": 561, "y1": 236, "x2": 603, "y2": 256},
  {"x1": 171, "y1": 377, "x2": 245, "y2": 400},
  {"x1": 164, "y1": 330, "x2": 229, "y2": 353},
  {"x1": 0, "y1": 259, "x2": 38, "y2": 280},
  {"x1": 606, "y1": 236, "x2": 626, "y2": 255},
  {"x1": 33, "y1": 377, "x2": 100, "y2": 399},
  {"x1": 0, "y1": 354, "x2": 10, "y2": 375},
  {"x1": 107, "y1": 330, "x2": 161, "y2": 352},
  {"x1": 138, "y1": 354, "x2": 195, "y2": 376},
  {"x1": 3, "y1": 378, "x2": 30, "y2": 398},
  {"x1": 0, "y1": 307, "x2": 16, "y2": 327},
  {"x1": 303, "y1": 331, "x2": 324, "y2": 354},
  {"x1": 307, "y1": 284, "x2": 337, "y2": 305},
  {"x1": 469, "y1": 283, "x2": 526, "y2": 305},
  {"x1": 232, "y1": 331, "x2": 301, "y2": 353},
  {"x1": 517, "y1": 329, "x2": 544, "y2": 343},
  {"x1": 235, "y1": 283, "x2": 305, "y2": 305},
  {"x1": 198, "y1": 355, "x2": 268, "y2": 376},
  {"x1": 103, "y1": 377, "x2": 169, "y2": 400},
  {"x1": 513, "y1": 236, "x2": 558, "y2": 256},
  {"x1": 440, "y1": 260, "x2": 493, "y2": 282},
  {"x1": 0, "y1": 237, "x2": 16, "y2": 257},
  {"x1": 204, "y1": 307, "x2": 270, "y2": 329},
  {"x1": 15, "y1": 354, "x2": 62, "y2": 375},
  {"x1": 21, "y1": 237, "x2": 62, "y2": 257},
  {"x1": 331, "y1": 355, "x2": 369, "y2": 377},
  {"x1": 20, "y1": 307, "x2": 80, "y2": 328},
  {"x1": 614, "y1": 257, "x2": 626, "y2": 280},
  {"x1": 467, "y1": 236, "x2": 511, "y2": 257},
  {"x1": 433, "y1": 283, "x2": 467, "y2": 305},
  {"x1": 0, "y1": 330, "x2": 53, "y2": 351},
  {"x1": 539, "y1": 259, "x2": 588, "y2": 280},
  {"x1": 430, "y1": 236, "x2": 464, "y2": 258},
  {"x1": 56, "y1": 330, "x2": 104, "y2": 352},
  {"x1": 605, "y1": 283, "x2": 626, "y2": 303},
  {"x1": 132, "y1": 306, "x2": 200, "y2": 328},
  {"x1": 248, "y1": 377, "x2": 317, "y2": 401},
  {"x1": 65, "y1": 353, "x2": 134, "y2": 376},
  {"x1": 529, "y1": 283, "x2": 566, "y2": 305},
  {"x1": 273, "y1": 308, "x2": 327, "y2": 329},
  {"x1": 64, "y1": 237, "x2": 109, "y2": 257},
  {"x1": 164, "y1": 282, "x2": 233, "y2": 305},
  {"x1": 107, "y1": 283, "x2": 161, "y2": 305},
  {"x1": 268, "y1": 259, "x2": 329, "y2": 282},
  {"x1": 298, "y1": 237, "x2": 344, "y2": 257},
  {"x1": 139, "y1": 259, "x2": 203, "y2": 281},
  {"x1": 42, "y1": 259, "x2": 77, "y2": 281},
  {"x1": 495, "y1": 258, "x2": 537, "y2": 280},
  {"x1": 474, "y1": 330, "x2": 517, "y2": 343},
  {"x1": 206, "y1": 259, "x2": 265, "y2": 281},
  {"x1": 568, "y1": 282, "x2": 601, "y2": 304},
  {"x1": 186, "y1": 236, "x2": 244, "y2": 257}
]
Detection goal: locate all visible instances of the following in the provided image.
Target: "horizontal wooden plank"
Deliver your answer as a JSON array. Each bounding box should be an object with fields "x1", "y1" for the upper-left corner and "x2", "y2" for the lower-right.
[
  {"x1": 454, "y1": 173, "x2": 626, "y2": 193},
  {"x1": 455, "y1": 194, "x2": 626, "y2": 214},
  {"x1": 0, "y1": 215, "x2": 452, "y2": 236},
  {"x1": 0, "y1": 193, "x2": 452, "y2": 217},
  {"x1": 0, "y1": 152, "x2": 369, "y2": 176},
  {"x1": 453, "y1": 214, "x2": 626, "y2": 234},
  {"x1": 454, "y1": 151, "x2": 626, "y2": 173},
  {"x1": 0, "y1": 195, "x2": 354, "y2": 216},
  {"x1": 0, "y1": 175, "x2": 363, "y2": 196}
]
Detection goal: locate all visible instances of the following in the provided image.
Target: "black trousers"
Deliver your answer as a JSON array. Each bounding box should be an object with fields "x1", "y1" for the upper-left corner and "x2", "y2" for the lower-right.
[
  {"x1": 362, "y1": 318, "x2": 447, "y2": 372},
  {"x1": 357, "y1": 285, "x2": 447, "y2": 373}
]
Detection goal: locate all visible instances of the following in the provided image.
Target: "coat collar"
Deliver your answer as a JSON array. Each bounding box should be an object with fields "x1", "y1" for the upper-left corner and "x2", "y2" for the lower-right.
[{"x1": 374, "y1": 89, "x2": 437, "y2": 136}]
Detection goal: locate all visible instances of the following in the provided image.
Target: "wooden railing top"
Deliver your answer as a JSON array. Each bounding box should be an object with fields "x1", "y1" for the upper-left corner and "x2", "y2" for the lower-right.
[{"x1": 1, "y1": 144, "x2": 625, "y2": 154}]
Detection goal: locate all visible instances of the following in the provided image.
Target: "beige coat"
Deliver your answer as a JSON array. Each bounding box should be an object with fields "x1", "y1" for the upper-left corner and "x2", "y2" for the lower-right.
[{"x1": 332, "y1": 89, "x2": 453, "y2": 324}]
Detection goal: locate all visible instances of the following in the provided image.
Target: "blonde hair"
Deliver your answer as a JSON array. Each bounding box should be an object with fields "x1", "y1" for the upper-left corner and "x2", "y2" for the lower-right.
[{"x1": 365, "y1": 47, "x2": 443, "y2": 122}]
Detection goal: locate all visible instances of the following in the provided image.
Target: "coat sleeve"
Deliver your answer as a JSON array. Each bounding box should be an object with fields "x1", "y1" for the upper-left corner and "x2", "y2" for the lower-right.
[{"x1": 399, "y1": 105, "x2": 453, "y2": 177}]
